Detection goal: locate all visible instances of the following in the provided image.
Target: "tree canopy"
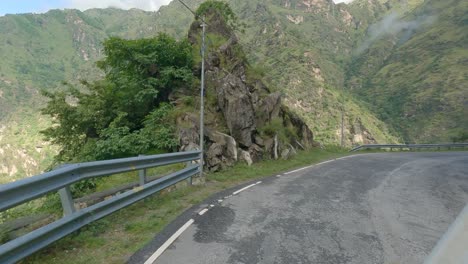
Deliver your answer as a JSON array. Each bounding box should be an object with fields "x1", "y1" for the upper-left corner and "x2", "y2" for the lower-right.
[
  {"x1": 196, "y1": 0, "x2": 243, "y2": 31},
  {"x1": 41, "y1": 33, "x2": 193, "y2": 163}
]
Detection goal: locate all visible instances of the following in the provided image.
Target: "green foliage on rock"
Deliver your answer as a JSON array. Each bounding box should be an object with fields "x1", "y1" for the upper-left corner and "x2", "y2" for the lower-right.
[
  {"x1": 196, "y1": 0, "x2": 243, "y2": 31},
  {"x1": 258, "y1": 117, "x2": 299, "y2": 144}
]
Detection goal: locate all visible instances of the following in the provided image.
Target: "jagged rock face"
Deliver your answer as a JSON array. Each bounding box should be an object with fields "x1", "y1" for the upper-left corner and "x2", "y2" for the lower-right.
[
  {"x1": 349, "y1": 118, "x2": 377, "y2": 145},
  {"x1": 177, "y1": 113, "x2": 239, "y2": 171},
  {"x1": 255, "y1": 92, "x2": 282, "y2": 128},
  {"x1": 180, "y1": 8, "x2": 315, "y2": 171},
  {"x1": 177, "y1": 113, "x2": 200, "y2": 152},
  {"x1": 209, "y1": 69, "x2": 256, "y2": 147},
  {"x1": 205, "y1": 130, "x2": 238, "y2": 171}
]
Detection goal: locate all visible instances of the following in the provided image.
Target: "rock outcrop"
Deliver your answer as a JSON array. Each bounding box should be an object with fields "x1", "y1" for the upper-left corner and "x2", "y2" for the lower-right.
[{"x1": 178, "y1": 8, "x2": 315, "y2": 172}]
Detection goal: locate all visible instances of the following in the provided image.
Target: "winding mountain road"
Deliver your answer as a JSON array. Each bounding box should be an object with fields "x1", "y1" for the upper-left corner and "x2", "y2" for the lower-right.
[{"x1": 130, "y1": 152, "x2": 468, "y2": 264}]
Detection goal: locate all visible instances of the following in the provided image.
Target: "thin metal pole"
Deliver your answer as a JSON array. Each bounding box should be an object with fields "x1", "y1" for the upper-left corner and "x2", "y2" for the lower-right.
[
  {"x1": 199, "y1": 17, "x2": 206, "y2": 178},
  {"x1": 341, "y1": 109, "x2": 344, "y2": 147},
  {"x1": 340, "y1": 85, "x2": 344, "y2": 147}
]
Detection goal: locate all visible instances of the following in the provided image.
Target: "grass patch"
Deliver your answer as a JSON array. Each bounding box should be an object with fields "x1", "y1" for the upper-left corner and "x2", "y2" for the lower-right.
[{"x1": 21, "y1": 146, "x2": 348, "y2": 264}]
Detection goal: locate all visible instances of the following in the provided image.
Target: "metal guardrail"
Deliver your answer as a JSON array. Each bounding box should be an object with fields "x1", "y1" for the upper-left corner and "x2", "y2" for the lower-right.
[
  {"x1": 350, "y1": 143, "x2": 468, "y2": 152},
  {"x1": 0, "y1": 150, "x2": 201, "y2": 264}
]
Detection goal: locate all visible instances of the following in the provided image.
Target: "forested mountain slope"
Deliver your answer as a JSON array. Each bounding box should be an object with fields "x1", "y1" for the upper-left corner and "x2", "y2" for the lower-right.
[{"x1": 347, "y1": 0, "x2": 468, "y2": 142}]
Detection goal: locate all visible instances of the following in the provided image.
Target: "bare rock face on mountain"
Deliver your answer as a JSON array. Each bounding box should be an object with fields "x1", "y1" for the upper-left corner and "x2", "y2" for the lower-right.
[
  {"x1": 179, "y1": 8, "x2": 314, "y2": 171},
  {"x1": 212, "y1": 68, "x2": 256, "y2": 147}
]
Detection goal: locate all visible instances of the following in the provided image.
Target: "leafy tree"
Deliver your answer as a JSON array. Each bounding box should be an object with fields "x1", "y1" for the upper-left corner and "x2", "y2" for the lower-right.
[
  {"x1": 41, "y1": 33, "x2": 192, "y2": 163},
  {"x1": 96, "y1": 34, "x2": 193, "y2": 127}
]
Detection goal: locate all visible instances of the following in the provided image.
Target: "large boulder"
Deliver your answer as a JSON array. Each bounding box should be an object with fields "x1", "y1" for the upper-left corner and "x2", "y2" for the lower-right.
[
  {"x1": 206, "y1": 130, "x2": 238, "y2": 161},
  {"x1": 177, "y1": 113, "x2": 200, "y2": 152},
  {"x1": 176, "y1": 6, "x2": 316, "y2": 172},
  {"x1": 212, "y1": 71, "x2": 256, "y2": 148},
  {"x1": 177, "y1": 113, "x2": 240, "y2": 172},
  {"x1": 282, "y1": 106, "x2": 314, "y2": 148},
  {"x1": 204, "y1": 130, "x2": 238, "y2": 171},
  {"x1": 255, "y1": 92, "x2": 282, "y2": 128}
]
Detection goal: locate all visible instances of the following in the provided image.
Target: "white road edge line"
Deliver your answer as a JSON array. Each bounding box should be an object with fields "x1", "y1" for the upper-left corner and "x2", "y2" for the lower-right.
[
  {"x1": 233, "y1": 183, "x2": 256, "y2": 195},
  {"x1": 334, "y1": 156, "x2": 350, "y2": 161},
  {"x1": 316, "y1": 160, "x2": 332, "y2": 166},
  {"x1": 283, "y1": 156, "x2": 351, "y2": 175},
  {"x1": 144, "y1": 219, "x2": 195, "y2": 264},
  {"x1": 284, "y1": 166, "x2": 308, "y2": 175},
  {"x1": 233, "y1": 181, "x2": 262, "y2": 195},
  {"x1": 198, "y1": 208, "x2": 209, "y2": 216}
]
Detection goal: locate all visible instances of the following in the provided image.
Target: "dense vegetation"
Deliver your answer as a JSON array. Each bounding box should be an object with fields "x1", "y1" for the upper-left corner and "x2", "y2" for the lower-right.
[
  {"x1": 41, "y1": 34, "x2": 193, "y2": 163},
  {"x1": 0, "y1": 8, "x2": 176, "y2": 182}
]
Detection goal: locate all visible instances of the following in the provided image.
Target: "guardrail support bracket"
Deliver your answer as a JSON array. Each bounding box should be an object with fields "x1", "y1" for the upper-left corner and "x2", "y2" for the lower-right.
[
  {"x1": 186, "y1": 161, "x2": 193, "y2": 185},
  {"x1": 58, "y1": 187, "x2": 75, "y2": 216},
  {"x1": 139, "y1": 154, "x2": 147, "y2": 186},
  {"x1": 139, "y1": 169, "x2": 147, "y2": 186}
]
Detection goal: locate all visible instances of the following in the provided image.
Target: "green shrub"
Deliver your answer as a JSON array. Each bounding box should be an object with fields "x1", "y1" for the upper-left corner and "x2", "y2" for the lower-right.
[{"x1": 259, "y1": 118, "x2": 298, "y2": 144}]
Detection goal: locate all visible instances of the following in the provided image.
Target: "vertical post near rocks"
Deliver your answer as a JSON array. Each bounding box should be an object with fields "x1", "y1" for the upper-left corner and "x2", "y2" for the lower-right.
[
  {"x1": 176, "y1": 0, "x2": 206, "y2": 181},
  {"x1": 199, "y1": 16, "x2": 206, "y2": 179}
]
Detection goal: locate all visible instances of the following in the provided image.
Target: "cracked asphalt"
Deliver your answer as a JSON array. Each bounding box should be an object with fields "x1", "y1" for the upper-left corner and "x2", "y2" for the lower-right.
[{"x1": 130, "y1": 152, "x2": 468, "y2": 264}]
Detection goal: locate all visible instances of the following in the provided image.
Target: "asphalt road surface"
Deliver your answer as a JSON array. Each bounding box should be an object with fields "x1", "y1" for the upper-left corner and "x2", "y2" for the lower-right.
[{"x1": 130, "y1": 152, "x2": 468, "y2": 264}]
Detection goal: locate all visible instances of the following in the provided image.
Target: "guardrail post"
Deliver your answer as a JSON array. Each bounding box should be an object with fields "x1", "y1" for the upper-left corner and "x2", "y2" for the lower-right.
[
  {"x1": 139, "y1": 168, "x2": 147, "y2": 186},
  {"x1": 58, "y1": 187, "x2": 75, "y2": 216},
  {"x1": 138, "y1": 155, "x2": 147, "y2": 186},
  {"x1": 186, "y1": 161, "x2": 193, "y2": 185}
]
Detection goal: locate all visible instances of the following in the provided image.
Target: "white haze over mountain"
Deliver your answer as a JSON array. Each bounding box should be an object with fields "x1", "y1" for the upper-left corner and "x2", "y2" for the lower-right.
[
  {"x1": 69, "y1": 0, "x2": 171, "y2": 11},
  {"x1": 356, "y1": 12, "x2": 437, "y2": 54},
  {"x1": 69, "y1": 0, "x2": 354, "y2": 12}
]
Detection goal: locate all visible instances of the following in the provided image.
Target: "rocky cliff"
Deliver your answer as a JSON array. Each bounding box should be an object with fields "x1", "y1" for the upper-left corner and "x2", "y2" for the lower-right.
[{"x1": 177, "y1": 9, "x2": 314, "y2": 171}]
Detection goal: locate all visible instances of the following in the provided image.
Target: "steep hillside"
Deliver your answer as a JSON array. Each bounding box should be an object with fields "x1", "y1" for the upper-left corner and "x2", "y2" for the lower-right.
[
  {"x1": 347, "y1": 0, "x2": 468, "y2": 142},
  {"x1": 0, "y1": 9, "x2": 163, "y2": 181},
  {"x1": 224, "y1": 0, "x2": 398, "y2": 144}
]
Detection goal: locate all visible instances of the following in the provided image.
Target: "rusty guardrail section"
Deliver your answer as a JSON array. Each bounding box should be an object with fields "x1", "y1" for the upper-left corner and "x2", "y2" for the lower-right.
[{"x1": 0, "y1": 150, "x2": 201, "y2": 264}]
